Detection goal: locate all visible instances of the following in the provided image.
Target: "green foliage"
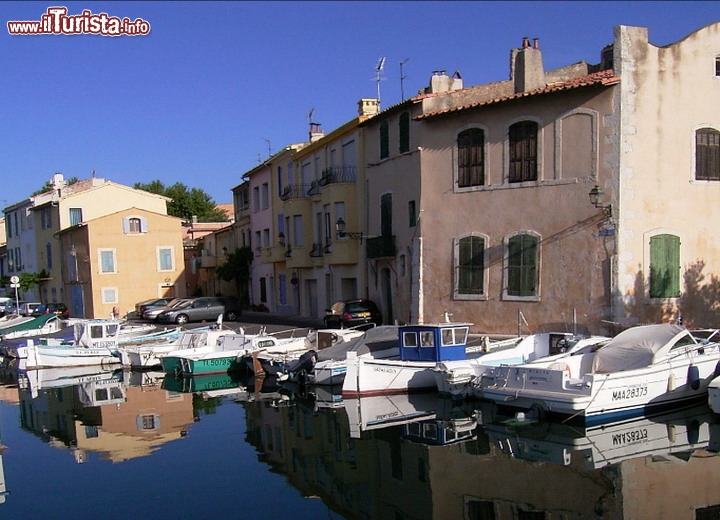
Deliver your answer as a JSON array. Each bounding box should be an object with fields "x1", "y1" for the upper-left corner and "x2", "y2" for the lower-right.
[
  {"x1": 216, "y1": 246, "x2": 253, "y2": 282},
  {"x1": 133, "y1": 180, "x2": 229, "y2": 222},
  {"x1": 18, "y1": 271, "x2": 49, "y2": 292}
]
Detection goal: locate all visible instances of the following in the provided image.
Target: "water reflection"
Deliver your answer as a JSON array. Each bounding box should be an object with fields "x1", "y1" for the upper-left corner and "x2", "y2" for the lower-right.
[{"x1": 0, "y1": 365, "x2": 720, "y2": 519}]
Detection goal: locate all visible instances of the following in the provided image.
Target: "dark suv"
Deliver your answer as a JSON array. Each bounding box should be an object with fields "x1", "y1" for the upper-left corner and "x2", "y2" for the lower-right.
[
  {"x1": 156, "y1": 296, "x2": 241, "y2": 325},
  {"x1": 323, "y1": 299, "x2": 382, "y2": 329},
  {"x1": 32, "y1": 302, "x2": 70, "y2": 319}
]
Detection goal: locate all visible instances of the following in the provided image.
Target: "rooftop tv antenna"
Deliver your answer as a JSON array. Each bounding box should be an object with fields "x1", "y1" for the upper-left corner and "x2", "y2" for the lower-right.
[
  {"x1": 400, "y1": 58, "x2": 409, "y2": 101},
  {"x1": 374, "y1": 57, "x2": 386, "y2": 108},
  {"x1": 262, "y1": 138, "x2": 272, "y2": 158},
  {"x1": 308, "y1": 108, "x2": 315, "y2": 124}
]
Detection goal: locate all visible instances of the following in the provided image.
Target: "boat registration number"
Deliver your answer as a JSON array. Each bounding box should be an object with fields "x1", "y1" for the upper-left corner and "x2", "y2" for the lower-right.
[
  {"x1": 611, "y1": 427, "x2": 648, "y2": 446},
  {"x1": 96, "y1": 341, "x2": 116, "y2": 348},
  {"x1": 611, "y1": 384, "x2": 647, "y2": 401}
]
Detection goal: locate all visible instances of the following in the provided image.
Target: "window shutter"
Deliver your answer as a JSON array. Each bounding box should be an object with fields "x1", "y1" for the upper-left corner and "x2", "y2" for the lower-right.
[
  {"x1": 122, "y1": 218, "x2": 130, "y2": 234},
  {"x1": 141, "y1": 217, "x2": 148, "y2": 233}
]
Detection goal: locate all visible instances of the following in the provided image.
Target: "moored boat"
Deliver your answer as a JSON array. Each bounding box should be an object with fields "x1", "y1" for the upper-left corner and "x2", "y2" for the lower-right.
[
  {"x1": 479, "y1": 323, "x2": 720, "y2": 426},
  {"x1": 341, "y1": 321, "x2": 475, "y2": 397},
  {"x1": 16, "y1": 319, "x2": 124, "y2": 369}
]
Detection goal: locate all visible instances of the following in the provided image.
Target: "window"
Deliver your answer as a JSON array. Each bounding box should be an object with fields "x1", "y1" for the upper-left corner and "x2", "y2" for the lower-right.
[
  {"x1": 40, "y1": 207, "x2": 52, "y2": 229},
  {"x1": 293, "y1": 215, "x2": 304, "y2": 247},
  {"x1": 650, "y1": 234, "x2": 680, "y2": 298},
  {"x1": 399, "y1": 112, "x2": 410, "y2": 153},
  {"x1": 509, "y1": 121, "x2": 538, "y2": 182},
  {"x1": 455, "y1": 235, "x2": 485, "y2": 297},
  {"x1": 506, "y1": 233, "x2": 539, "y2": 298},
  {"x1": 99, "y1": 249, "x2": 116, "y2": 274},
  {"x1": 458, "y1": 128, "x2": 484, "y2": 187},
  {"x1": 380, "y1": 120, "x2": 389, "y2": 159},
  {"x1": 69, "y1": 208, "x2": 83, "y2": 226},
  {"x1": 157, "y1": 247, "x2": 174, "y2": 271},
  {"x1": 102, "y1": 287, "x2": 118, "y2": 303},
  {"x1": 408, "y1": 200, "x2": 416, "y2": 227},
  {"x1": 252, "y1": 186, "x2": 260, "y2": 211},
  {"x1": 261, "y1": 182, "x2": 269, "y2": 209},
  {"x1": 696, "y1": 128, "x2": 720, "y2": 181},
  {"x1": 122, "y1": 216, "x2": 147, "y2": 234},
  {"x1": 46, "y1": 242, "x2": 53, "y2": 270}
]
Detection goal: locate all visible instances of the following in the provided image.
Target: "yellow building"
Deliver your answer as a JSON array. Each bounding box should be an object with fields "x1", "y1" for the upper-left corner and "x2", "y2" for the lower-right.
[{"x1": 57, "y1": 207, "x2": 186, "y2": 319}]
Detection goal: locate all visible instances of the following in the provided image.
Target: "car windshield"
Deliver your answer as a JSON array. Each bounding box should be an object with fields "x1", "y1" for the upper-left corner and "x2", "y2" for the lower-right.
[
  {"x1": 346, "y1": 302, "x2": 370, "y2": 312},
  {"x1": 175, "y1": 300, "x2": 194, "y2": 309}
]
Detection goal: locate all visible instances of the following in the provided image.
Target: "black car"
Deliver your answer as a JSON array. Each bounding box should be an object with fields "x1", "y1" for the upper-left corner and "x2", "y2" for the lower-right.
[
  {"x1": 32, "y1": 302, "x2": 70, "y2": 319},
  {"x1": 323, "y1": 299, "x2": 382, "y2": 329}
]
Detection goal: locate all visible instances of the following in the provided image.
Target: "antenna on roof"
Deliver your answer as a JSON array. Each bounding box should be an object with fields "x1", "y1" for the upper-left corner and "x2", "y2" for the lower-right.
[
  {"x1": 374, "y1": 57, "x2": 386, "y2": 108},
  {"x1": 262, "y1": 138, "x2": 272, "y2": 158},
  {"x1": 400, "y1": 58, "x2": 409, "y2": 101},
  {"x1": 308, "y1": 108, "x2": 315, "y2": 124}
]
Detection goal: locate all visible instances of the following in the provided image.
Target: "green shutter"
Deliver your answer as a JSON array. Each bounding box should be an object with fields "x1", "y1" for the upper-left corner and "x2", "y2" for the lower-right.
[
  {"x1": 508, "y1": 234, "x2": 537, "y2": 296},
  {"x1": 650, "y1": 234, "x2": 680, "y2": 298}
]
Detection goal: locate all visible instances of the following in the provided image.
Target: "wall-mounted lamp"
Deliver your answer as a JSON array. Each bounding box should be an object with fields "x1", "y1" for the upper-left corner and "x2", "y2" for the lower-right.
[
  {"x1": 278, "y1": 232, "x2": 285, "y2": 246},
  {"x1": 336, "y1": 217, "x2": 364, "y2": 241},
  {"x1": 222, "y1": 246, "x2": 229, "y2": 257},
  {"x1": 589, "y1": 185, "x2": 612, "y2": 218}
]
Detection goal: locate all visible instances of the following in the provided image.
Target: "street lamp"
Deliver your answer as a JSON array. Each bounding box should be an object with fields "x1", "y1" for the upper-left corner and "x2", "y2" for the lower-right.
[
  {"x1": 589, "y1": 185, "x2": 612, "y2": 218},
  {"x1": 335, "y1": 218, "x2": 364, "y2": 241}
]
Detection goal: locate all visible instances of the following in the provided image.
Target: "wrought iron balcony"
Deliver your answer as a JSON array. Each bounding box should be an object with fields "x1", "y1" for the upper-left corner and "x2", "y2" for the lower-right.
[
  {"x1": 366, "y1": 235, "x2": 396, "y2": 259},
  {"x1": 318, "y1": 166, "x2": 357, "y2": 186}
]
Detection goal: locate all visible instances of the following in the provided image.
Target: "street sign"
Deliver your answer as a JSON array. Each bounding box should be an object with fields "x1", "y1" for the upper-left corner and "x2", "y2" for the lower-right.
[
  {"x1": 10, "y1": 283, "x2": 19, "y2": 288},
  {"x1": 10, "y1": 276, "x2": 19, "y2": 284}
]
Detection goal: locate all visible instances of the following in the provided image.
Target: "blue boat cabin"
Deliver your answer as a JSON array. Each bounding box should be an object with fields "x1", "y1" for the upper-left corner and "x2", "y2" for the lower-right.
[{"x1": 399, "y1": 323, "x2": 471, "y2": 362}]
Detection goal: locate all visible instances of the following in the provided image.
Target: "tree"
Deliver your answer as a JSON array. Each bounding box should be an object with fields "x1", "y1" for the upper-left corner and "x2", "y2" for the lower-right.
[
  {"x1": 134, "y1": 180, "x2": 229, "y2": 222},
  {"x1": 215, "y1": 246, "x2": 253, "y2": 305}
]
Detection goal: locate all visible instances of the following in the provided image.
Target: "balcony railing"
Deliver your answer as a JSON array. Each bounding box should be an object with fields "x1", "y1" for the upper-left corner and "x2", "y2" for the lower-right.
[
  {"x1": 366, "y1": 235, "x2": 396, "y2": 259},
  {"x1": 318, "y1": 166, "x2": 357, "y2": 186},
  {"x1": 280, "y1": 184, "x2": 312, "y2": 201}
]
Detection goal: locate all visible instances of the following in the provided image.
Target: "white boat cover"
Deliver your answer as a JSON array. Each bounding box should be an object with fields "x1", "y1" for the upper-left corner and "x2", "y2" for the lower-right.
[
  {"x1": 592, "y1": 323, "x2": 687, "y2": 373},
  {"x1": 317, "y1": 326, "x2": 399, "y2": 361}
]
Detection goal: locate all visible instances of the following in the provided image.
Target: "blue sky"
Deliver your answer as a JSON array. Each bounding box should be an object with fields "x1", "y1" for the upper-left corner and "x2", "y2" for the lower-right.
[{"x1": 0, "y1": 1, "x2": 716, "y2": 206}]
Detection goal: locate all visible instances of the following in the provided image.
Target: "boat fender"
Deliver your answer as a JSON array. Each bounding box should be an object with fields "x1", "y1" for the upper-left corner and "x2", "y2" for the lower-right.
[
  {"x1": 687, "y1": 419, "x2": 700, "y2": 445},
  {"x1": 688, "y1": 364, "x2": 700, "y2": 390}
]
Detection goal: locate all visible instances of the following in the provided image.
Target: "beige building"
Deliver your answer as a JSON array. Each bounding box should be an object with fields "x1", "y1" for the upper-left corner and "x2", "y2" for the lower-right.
[
  {"x1": 359, "y1": 23, "x2": 720, "y2": 335},
  {"x1": 57, "y1": 207, "x2": 186, "y2": 318}
]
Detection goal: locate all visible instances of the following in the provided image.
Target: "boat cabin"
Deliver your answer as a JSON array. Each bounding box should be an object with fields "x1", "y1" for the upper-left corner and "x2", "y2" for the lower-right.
[{"x1": 399, "y1": 323, "x2": 472, "y2": 362}]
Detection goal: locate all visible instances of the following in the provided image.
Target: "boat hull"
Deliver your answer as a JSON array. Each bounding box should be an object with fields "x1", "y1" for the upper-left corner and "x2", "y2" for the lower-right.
[
  {"x1": 18, "y1": 344, "x2": 120, "y2": 369},
  {"x1": 342, "y1": 353, "x2": 437, "y2": 397},
  {"x1": 481, "y1": 353, "x2": 720, "y2": 426}
]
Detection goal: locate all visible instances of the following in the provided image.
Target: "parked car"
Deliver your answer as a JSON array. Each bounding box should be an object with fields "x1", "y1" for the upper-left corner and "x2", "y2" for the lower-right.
[
  {"x1": 135, "y1": 297, "x2": 173, "y2": 318},
  {"x1": 2, "y1": 300, "x2": 25, "y2": 317},
  {"x1": 0, "y1": 297, "x2": 12, "y2": 317},
  {"x1": 156, "y1": 296, "x2": 241, "y2": 325},
  {"x1": 143, "y1": 298, "x2": 189, "y2": 321},
  {"x1": 31, "y1": 302, "x2": 70, "y2": 320},
  {"x1": 323, "y1": 299, "x2": 382, "y2": 329},
  {"x1": 18, "y1": 302, "x2": 43, "y2": 317}
]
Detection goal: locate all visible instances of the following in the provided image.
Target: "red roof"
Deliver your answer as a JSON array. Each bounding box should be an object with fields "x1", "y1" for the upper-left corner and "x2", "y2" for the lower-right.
[{"x1": 415, "y1": 69, "x2": 620, "y2": 120}]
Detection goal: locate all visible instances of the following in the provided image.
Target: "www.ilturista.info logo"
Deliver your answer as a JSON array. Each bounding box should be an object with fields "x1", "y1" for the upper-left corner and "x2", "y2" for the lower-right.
[{"x1": 7, "y1": 7, "x2": 150, "y2": 36}]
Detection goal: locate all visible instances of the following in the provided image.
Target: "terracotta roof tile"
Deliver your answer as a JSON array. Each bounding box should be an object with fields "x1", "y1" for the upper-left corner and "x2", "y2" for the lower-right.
[{"x1": 415, "y1": 69, "x2": 620, "y2": 120}]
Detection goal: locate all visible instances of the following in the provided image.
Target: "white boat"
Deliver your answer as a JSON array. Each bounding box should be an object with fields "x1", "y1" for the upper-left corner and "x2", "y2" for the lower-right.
[
  {"x1": 116, "y1": 326, "x2": 208, "y2": 368},
  {"x1": 707, "y1": 374, "x2": 720, "y2": 414},
  {"x1": 16, "y1": 319, "x2": 124, "y2": 369},
  {"x1": 484, "y1": 403, "x2": 715, "y2": 469},
  {"x1": 342, "y1": 322, "x2": 477, "y2": 397},
  {"x1": 434, "y1": 332, "x2": 610, "y2": 399},
  {"x1": 160, "y1": 326, "x2": 305, "y2": 376},
  {"x1": 262, "y1": 328, "x2": 366, "y2": 383},
  {"x1": 479, "y1": 323, "x2": 720, "y2": 426}
]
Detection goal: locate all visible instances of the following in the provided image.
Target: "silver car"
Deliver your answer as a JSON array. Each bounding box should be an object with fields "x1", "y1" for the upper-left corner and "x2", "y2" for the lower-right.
[{"x1": 143, "y1": 298, "x2": 189, "y2": 321}]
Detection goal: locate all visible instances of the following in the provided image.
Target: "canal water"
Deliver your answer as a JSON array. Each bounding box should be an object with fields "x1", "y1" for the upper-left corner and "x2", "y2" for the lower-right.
[{"x1": 1, "y1": 363, "x2": 720, "y2": 519}]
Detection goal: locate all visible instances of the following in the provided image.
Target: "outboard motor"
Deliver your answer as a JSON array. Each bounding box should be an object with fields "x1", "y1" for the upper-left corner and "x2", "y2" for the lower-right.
[{"x1": 279, "y1": 350, "x2": 318, "y2": 385}]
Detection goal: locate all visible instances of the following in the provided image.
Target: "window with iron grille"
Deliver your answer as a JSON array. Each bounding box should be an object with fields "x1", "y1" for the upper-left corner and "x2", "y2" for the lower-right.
[
  {"x1": 696, "y1": 128, "x2": 720, "y2": 181},
  {"x1": 509, "y1": 121, "x2": 538, "y2": 183},
  {"x1": 507, "y1": 233, "x2": 538, "y2": 297},
  {"x1": 458, "y1": 128, "x2": 484, "y2": 187},
  {"x1": 650, "y1": 234, "x2": 680, "y2": 298}
]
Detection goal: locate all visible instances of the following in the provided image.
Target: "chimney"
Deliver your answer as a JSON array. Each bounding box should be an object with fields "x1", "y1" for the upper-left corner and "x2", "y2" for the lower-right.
[
  {"x1": 309, "y1": 122, "x2": 324, "y2": 142},
  {"x1": 423, "y1": 70, "x2": 463, "y2": 94},
  {"x1": 358, "y1": 98, "x2": 379, "y2": 117},
  {"x1": 511, "y1": 37, "x2": 545, "y2": 93}
]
